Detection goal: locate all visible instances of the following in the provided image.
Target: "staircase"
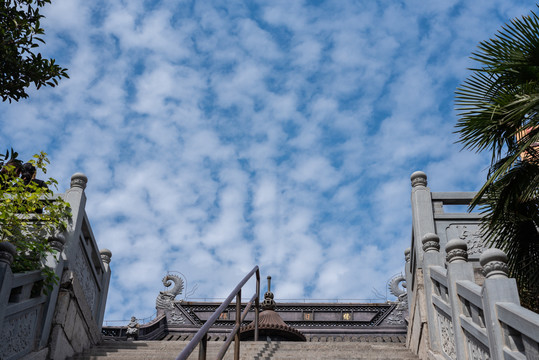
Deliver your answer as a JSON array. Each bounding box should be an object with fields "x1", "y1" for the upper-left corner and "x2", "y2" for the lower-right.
[{"x1": 71, "y1": 340, "x2": 419, "y2": 360}]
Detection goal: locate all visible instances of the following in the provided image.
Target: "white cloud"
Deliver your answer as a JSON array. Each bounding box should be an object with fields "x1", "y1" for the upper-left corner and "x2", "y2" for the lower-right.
[{"x1": 0, "y1": 0, "x2": 528, "y2": 321}]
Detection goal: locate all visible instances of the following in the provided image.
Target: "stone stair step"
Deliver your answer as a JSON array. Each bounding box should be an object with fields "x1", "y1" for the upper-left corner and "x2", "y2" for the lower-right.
[{"x1": 71, "y1": 340, "x2": 419, "y2": 360}]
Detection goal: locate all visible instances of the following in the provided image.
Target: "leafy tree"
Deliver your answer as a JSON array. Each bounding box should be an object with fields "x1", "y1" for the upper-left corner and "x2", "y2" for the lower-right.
[
  {"x1": 0, "y1": 149, "x2": 71, "y2": 290},
  {"x1": 455, "y1": 9, "x2": 539, "y2": 310},
  {"x1": 0, "y1": 0, "x2": 68, "y2": 102}
]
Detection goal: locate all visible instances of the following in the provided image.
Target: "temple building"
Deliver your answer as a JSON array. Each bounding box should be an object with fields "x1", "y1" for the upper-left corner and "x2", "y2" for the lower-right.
[{"x1": 101, "y1": 274, "x2": 408, "y2": 343}]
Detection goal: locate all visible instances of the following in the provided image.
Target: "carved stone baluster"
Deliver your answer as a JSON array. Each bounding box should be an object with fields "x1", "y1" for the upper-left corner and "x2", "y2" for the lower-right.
[
  {"x1": 404, "y1": 248, "x2": 412, "y2": 315},
  {"x1": 445, "y1": 239, "x2": 475, "y2": 360},
  {"x1": 62, "y1": 173, "x2": 88, "y2": 259},
  {"x1": 480, "y1": 249, "x2": 519, "y2": 360},
  {"x1": 100, "y1": 249, "x2": 112, "y2": 266},
  {"x1": 411, "y1": 171, "x2": 436, "y2": 266},
  {"x1": 39, "y1": 234, "x2": 67, "y2": 347},
  {"x1": 421, "y1": 233, "x2": 444, "y2": 355},
  {"x1": 96, "y1": 249, "x2": 112, "y2": 329}
]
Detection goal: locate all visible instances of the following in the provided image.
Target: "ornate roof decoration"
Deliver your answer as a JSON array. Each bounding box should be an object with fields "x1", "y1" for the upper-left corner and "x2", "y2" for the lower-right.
[
  {"x1": 240, "y1": 276, "x2": 306, "y2": 341},
  {"x1": 156, "y1": 274, "x2": 184, "y2": 310}
]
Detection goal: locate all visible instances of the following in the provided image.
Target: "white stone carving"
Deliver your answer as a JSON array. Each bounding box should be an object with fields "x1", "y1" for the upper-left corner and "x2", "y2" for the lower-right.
[
  {"x1": 126, "y1": 316, "x2": 140, "y2": 340},
  {"x1": 465, "y1": 332, "x2": 490, "y2": 360},
  {"x1": 480, "y1": 249, "x2": 509, "y2": 279},
  {"x1": 0, "y1": 308, "x2": 38, "y2": 358},
  {"x1": 385, "y1": 301, "x2": 406, "y2": 325},
  {"x1": 156, "y1": 274, "x2": 184, "y2": 310},
  {"x1": 422, "y1": 233, "x2": 441, "y2": 253},
  {"x1": 446, "y1": 224, "x2": 485, "y2": 256},
  {"x1": 438, "y1": 312, "x2": 456, "y2": 360},
  {"x1": 446, "y1": 239, "x2": 468, "y2": 263},
  {"x1": 385, "y1": 275, "x2": 408, "y2": 325},
  {"x1": 73, "y1": 242, "x2": 97, "y2": 313},
  {"x1": 411, "y1": 171, "x2": 427, "y2": 187}
]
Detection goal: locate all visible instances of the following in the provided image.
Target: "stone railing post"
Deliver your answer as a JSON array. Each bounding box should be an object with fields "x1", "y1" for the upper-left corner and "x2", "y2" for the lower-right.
[
  {"x1": 411, "y1": 171, "x2": 436, "y2": 267},
  {"x1": 0, "y1": 242, "x2": 16, "y2": 326},
  {"x1": 96, "y1": 249, "x2": 112, "y2": 329},
  {"x1": 62, "y1": 173, "x2": 88, "y2": 259},
  {"x1": 404, "y1": 247, "x2": 412, "y2": 315},
  {"x1": 480, "y1": 249, "x2": 520, "y2": 360},
  {"x1": 445, "y1": 239, "x2": 475, "y2": 360},
  {"x1": 39, "y1": 235, "x2": 67, "y2": 347},
  {"x1": 421, "y1": 233, "x2": 444, "y2": 354},
  {"x1": 43, "y1": 233, "x2": 66, "y2": 269}
]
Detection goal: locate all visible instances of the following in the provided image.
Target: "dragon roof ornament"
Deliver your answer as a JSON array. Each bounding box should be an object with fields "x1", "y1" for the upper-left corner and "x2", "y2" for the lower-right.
[{"x1": 156, "y1": 274, "x2": 185, "y2": 310}]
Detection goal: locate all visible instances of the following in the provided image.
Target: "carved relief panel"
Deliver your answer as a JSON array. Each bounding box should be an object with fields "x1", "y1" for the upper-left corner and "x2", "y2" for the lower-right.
[
  {"x1": 437, "y1": 311, "x2": 457, "y2": 360},
  {"x1": 0, "y1": 308, "x2": 39, "y2": 359},
  {"x1": 444, "y1": 224, "x2": 486, "y2": 258},
  {"x1": 72, "y1": 240, "x2": 98, "y2": 314}
]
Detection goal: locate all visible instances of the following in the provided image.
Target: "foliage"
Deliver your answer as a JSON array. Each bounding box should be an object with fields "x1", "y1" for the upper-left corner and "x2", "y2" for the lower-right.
[
  {"x1": 0, "y1": 149, "x2": 71, "y2": 291},
  {"x1": 0, "y1": 0, "x2": 68, "y2": 102},
  {"x1": 455, "y1": 9, "x2": 539, "y2": 310}
]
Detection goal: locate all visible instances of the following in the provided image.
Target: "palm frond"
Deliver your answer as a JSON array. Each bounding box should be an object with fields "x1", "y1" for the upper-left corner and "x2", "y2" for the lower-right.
[{"x1": 455, "y1": 7, "x2": 539, "y2": 310}]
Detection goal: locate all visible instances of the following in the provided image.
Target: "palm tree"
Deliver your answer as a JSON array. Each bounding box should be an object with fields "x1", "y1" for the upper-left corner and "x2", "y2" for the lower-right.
[{"x1": 455, "y1": 8, "x2": 539, "y2": 311}]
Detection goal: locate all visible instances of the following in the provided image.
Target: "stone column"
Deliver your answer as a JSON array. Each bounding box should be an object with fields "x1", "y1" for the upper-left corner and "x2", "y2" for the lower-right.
[
  {"x1": 96, "y1": 249, "x2": 112, "y2": 330},
  {"x1": 404, "y1": 247, "x2": 412, "y2": 315},
  {"x1": 421, "y1": 233, "x2": 444, "y2": 355},
  {"x1": 410, "y1": 171, "x2": 436, "y2": 268},
  {"x1": 62, "y1": 173, "x2": 88, "y2": 259},
  {"x1": 480, "y1": 249, "x2": 520, "y2": 360},
  {"x1": 0, "y1": 242, "x2": 16, "y2": 326},
  {"x1": 39, "y1": 235, "x2": 67, "y2": 347},
  {"x1": 445, "y1": 239, "x2": 475, "y2": 360}
]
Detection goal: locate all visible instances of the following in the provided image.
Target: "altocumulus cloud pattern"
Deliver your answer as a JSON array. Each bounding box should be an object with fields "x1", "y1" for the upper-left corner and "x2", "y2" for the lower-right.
[{"x1": 0, "y1": 0, "x2": 531, "y2": 321}]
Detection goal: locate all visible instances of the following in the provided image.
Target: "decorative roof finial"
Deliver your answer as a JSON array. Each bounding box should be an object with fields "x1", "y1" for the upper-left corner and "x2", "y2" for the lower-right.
[
  {"x1": 240, "y1": 275, "x2": 306, "y2": 341},
  {"x1": 262, "y1": 275, "x2": 276, "y2": 310}
]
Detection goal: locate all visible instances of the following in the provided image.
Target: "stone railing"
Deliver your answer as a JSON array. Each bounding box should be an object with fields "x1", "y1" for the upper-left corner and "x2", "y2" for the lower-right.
[
  {"x1": 0, "y1": 173, "x2": 112, "y2": 360},
  {"x1": 406, "y1": 171, "x2": 539, "y2": 360}
]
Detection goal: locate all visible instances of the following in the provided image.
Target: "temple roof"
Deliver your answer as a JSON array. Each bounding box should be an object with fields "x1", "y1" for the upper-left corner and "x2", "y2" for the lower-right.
[{"x1": 240, "y1": 309, "x2": 306, "y2": 341}]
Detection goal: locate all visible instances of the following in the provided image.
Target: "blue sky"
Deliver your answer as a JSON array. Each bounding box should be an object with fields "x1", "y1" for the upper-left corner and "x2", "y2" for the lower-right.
[{"x1": 0, "y1": 0, "x2": 534, "y2": 322}]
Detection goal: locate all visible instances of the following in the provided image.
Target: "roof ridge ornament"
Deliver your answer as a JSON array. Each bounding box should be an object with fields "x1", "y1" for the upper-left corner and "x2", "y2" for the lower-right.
[
  {"x1": 240, "y1": 275, "x2": 306, "y2": 341},
  {"x1": 262, "y1": 276, "x2": 276, "y2": 311}
]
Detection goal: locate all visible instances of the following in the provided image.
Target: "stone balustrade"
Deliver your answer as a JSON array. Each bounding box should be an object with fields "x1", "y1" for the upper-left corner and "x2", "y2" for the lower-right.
[
  {"x1": 406, "y1": 171, "x2": 539, "y2": 360},
  {"x1": 0, "y1": 173, "x2": 112, "y2": 360}
]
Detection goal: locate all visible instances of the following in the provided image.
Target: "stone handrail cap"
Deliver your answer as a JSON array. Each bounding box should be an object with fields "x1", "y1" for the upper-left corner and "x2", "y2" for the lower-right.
[
  {"x1": 446, "y1": 238, "x2": 468, "y2": 263},
  {"x1": 411, "y1": 171, "x2": 427, "y2": 187},
  {"x1": 71, "y1": 172, "x2": 88, "y2": 190},
  {"x1": 480, "y1": 248, "x2": 509, "y2": 278},
  {"x1": 100, "y1": 248, "x2": 112, "y2": 264},
  {"x1": 422, "y1": 233, "x2": 440, "y2": 252},
  {"x1": 0, "y1": 241, "x2": 17, "y2": 265}
]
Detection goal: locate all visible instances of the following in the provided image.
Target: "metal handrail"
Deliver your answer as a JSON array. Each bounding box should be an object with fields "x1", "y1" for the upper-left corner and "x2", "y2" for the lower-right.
[{"x1": 175, "y1": 266, "x2": 260, "y2": 360}]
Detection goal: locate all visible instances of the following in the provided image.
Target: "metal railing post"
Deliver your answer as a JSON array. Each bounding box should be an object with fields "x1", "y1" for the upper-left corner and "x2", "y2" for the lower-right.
[
  {"x1": 234, "y1": 290, "x2": 241, "y2": 360},
  {"x1": 175, "y1": 266, "x2": 260, "y2": 360},
  {"x1": 198, "y1": 334, "x2": 207, "y2": 360},
  {"x1": 255, "y1": 274, "x2": 259, "y2": 341}
]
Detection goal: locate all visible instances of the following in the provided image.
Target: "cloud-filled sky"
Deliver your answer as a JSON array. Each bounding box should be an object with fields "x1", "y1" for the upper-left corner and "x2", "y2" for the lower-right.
[{"x1": 0, "y1": 0, "x2": 533, "y2": 322}]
